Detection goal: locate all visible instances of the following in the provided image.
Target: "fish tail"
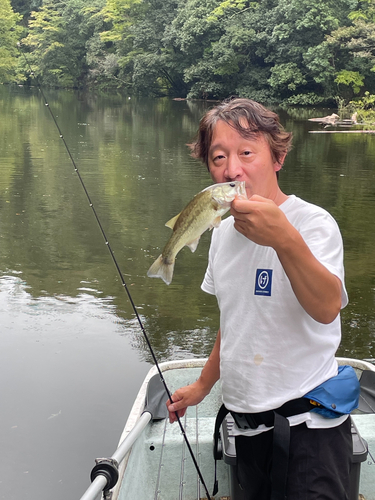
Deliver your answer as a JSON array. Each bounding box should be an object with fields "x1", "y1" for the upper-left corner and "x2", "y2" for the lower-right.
[{"x1": 147, "y1": 254, "x2": 175, "y2": 285}]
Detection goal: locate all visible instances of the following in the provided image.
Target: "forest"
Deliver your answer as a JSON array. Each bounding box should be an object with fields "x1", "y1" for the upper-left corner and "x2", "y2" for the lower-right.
[{"x1": 2, "y1": 0, "x2": 375, "y2": 104}]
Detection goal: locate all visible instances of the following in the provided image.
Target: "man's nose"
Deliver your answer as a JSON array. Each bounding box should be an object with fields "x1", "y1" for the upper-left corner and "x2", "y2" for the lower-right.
[{"x1": 225, "y1": 155, "x2": 242, "y2": 179}]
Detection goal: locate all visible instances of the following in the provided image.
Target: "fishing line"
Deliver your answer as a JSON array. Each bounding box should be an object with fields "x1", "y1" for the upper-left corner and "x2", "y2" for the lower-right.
[{"x1": 18, "y1": 43, "x2": 213, "y2": 500}]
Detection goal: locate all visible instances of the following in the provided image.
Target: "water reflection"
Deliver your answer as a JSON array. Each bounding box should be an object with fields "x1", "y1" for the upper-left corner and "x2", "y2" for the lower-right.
[
  {"x1": 0, "y1": 272, "x2": 157, "y2": 359},
  {"x1": 1, "y1": 87, "x2": 375, "y2": 358}
]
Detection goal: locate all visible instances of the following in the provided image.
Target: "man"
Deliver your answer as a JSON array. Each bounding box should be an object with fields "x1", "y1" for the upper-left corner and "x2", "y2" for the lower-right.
[{"x1": 167, "y1": 99, "x2": 353, "y2": 500}]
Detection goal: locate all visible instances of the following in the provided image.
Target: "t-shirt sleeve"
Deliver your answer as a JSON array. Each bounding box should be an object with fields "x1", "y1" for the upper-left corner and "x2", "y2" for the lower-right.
[{"x1": 299, "y1": 210, "x2": 348, "y2": 308}]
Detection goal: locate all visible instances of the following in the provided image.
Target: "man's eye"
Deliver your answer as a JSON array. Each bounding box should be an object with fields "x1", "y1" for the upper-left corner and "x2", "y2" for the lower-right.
[{"x1": 243, "y1": 151, "x2": 251, "y2": 156}]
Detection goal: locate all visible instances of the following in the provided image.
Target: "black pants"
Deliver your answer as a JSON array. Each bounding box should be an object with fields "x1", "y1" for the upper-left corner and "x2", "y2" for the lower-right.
[{"x1": 235, "y1": 417, "x2": 353, "y2": 500}]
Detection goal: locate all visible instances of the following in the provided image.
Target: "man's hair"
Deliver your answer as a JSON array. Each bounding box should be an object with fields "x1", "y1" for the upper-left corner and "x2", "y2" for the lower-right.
[{"x1": 189, "y1": 98, "x2": 293, "y2": 170}]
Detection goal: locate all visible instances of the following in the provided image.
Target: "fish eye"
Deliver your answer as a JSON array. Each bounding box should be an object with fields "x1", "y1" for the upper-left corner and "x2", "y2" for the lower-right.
[{"x1": 229, "y1": 183, "x2": 235, "y2": 187}]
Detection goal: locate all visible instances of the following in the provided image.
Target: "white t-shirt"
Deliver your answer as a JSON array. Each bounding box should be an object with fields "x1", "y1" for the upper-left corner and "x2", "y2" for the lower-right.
[{"x1": 201, "y1": 195, "x2": 349, "y2": 433}]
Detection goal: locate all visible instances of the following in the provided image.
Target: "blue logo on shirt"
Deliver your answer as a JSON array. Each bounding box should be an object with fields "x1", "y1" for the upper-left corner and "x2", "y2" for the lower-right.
[{"x1": 255, "y1": 269, "x2": 273, "y2": 296}]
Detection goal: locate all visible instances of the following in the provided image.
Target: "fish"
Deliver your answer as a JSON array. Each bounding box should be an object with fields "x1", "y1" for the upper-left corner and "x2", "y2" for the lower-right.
[{"x1": 147, "y1": 181, "x2": 247, "y2": 285}]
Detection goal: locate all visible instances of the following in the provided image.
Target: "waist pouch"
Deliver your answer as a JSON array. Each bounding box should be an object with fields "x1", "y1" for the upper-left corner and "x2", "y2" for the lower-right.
[{"x1": 304, "y1": 365, "x2": 360, "y2": 418}]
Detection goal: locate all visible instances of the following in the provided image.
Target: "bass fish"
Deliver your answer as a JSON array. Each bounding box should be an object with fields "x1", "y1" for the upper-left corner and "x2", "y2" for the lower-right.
[{"x1": 147, "y1": 181, "x2": 246, "y2": 285}]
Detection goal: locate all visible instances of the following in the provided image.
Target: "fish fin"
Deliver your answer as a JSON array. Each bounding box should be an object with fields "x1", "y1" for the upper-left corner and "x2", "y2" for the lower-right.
[
  {"x1": 165, "y1": 213, "x2": 181, "y2": 229},
  {"x1": 147, "y1": 255, "x2": 175, "y2": 285},
  {"x1": 186, "y1": 237, "x2": 201, "y2": 253},
  {"x1": 211, "y1": 216, "x2": 222, "y2": 229}
]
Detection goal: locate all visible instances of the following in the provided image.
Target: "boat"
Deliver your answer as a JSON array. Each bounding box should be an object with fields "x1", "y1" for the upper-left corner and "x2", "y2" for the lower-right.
[{"x1": 80, "y1": 357, "x2": 375, "y2": 500}]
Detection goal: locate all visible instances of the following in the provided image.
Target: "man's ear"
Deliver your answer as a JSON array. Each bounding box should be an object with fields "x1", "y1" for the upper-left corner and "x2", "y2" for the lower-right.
[{"x1": 275, "y1": 152, "x2": 287, "y2": 171}]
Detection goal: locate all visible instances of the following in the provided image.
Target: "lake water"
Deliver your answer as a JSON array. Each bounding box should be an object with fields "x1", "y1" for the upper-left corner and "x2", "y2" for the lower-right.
[{"x1": 0, "y1": 85, "x2": 374, "y2": 500}]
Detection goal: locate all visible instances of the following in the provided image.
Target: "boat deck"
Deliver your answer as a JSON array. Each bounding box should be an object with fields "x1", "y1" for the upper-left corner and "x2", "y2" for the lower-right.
[{"x1": 118, "y1": 365, "x2": 231, "y2": 500}]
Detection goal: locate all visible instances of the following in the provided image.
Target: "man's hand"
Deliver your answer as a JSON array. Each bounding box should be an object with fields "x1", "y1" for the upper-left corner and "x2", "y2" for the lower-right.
[
  {"x1": 167, "y1": 381, "x2": 209, "y2": 423},
  {"x1": 231, "y1": 195, "x2": 290, "y2": 248},
  {"x1": 167, "y1": 330, "x2": 221, "y2": 423}
]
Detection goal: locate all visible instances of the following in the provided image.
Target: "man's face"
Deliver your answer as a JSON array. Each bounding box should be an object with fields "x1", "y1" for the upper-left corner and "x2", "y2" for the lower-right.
[{"x1": 207, "y1": 120, "x2": 283, "y2": 201}]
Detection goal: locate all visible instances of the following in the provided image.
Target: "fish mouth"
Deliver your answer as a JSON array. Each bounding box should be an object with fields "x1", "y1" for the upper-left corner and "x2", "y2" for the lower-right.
[
  {"x1": 217, "y1": 181, "x2": 247, "y2": 203},
  {"x1": 226, "y1": 181, "x2": 247, "y2": 200},
  {"x1": 236, "y1": 181, "x2": 247, "y2": 199}
]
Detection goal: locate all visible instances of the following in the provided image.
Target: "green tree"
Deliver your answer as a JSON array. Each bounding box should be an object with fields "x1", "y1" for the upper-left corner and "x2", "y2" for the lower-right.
[
  {"x1": 23, "y1": 0, "x2": 107, "y2": 88},
  {"x1": 98, "y1": 0, "x2": 145, "y2": 89},
  {"x1": 317, "y1": 0, "x2": 375, "y2": 99},
  {"x1": 157, "y1": 0, "x2": 226, "y2": 98},
  {"x1": 14, "y1": 0, "x2": 368, "y2": 101},
  {"x1": 99, "y1": 0, "x2": 187, "y2": 95},
  {"x1": 235, "y1": 0, "x2": 355, "y2": 103},
  {"x1": 131, "y1": 0, "x2": 189, "y2": 96},
  {"x1": 0, "y1": 0, "x2": 23, "y2": 83},
  {"x1": 175, "y1": 0, "x2": 355, "y2": 102},
  {"x1": 10, "y1": 0, "x2": 42, "y2": 19},
  {"x1": 82, "y1": 1, "x2": 120, "y2": 89}
]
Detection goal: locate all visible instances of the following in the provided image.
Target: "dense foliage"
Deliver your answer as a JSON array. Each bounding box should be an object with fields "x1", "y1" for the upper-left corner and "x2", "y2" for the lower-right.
[
  {"x1": 2, "y1": 0, "x2": 375, "y2": 103},
  {"x1": 0, "y1": 0, "x2": 23, "y2": 82}
]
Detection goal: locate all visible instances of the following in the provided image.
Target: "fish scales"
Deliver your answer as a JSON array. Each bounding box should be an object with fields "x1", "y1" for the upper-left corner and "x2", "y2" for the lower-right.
[{"x1": 163, "y1": 191, "x2": 219, "y2": 258}]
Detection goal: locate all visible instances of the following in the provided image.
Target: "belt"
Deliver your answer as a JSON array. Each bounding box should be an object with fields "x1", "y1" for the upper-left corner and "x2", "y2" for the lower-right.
[{"x1": 230, "y1": 397, "x2": 315, "y2": 430}]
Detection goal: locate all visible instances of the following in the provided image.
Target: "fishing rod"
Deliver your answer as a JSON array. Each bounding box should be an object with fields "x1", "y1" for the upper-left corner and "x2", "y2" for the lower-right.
[{"x1": 18, "y1": 43, "x2": 213, "y2": 500}]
